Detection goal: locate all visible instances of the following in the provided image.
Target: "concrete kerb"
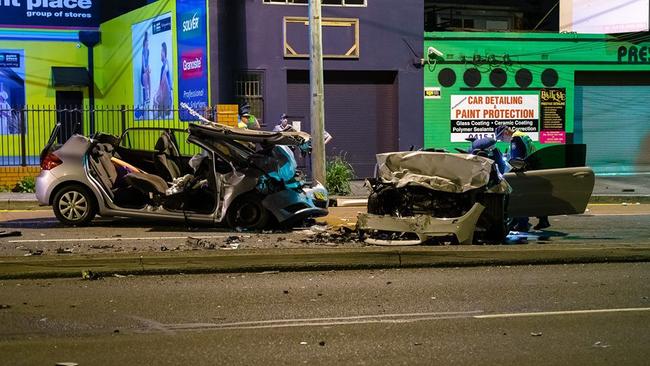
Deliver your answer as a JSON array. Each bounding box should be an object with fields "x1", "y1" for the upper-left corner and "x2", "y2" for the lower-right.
[
  {"x1": 3, "y1": 194, "x2": 650, "y2": 210},
  {"x1": 0, "y1": 245, "x2": 649, "y2": 280}
]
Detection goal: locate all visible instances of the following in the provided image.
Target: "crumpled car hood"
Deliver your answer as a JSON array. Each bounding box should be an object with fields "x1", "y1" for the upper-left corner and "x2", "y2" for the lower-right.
[
  {"x1": 189, "y1": 123, "x2": 311, "y2": 146},
  {"x1": 376, "y1": 151, "x2": 495, "y2": 193}
]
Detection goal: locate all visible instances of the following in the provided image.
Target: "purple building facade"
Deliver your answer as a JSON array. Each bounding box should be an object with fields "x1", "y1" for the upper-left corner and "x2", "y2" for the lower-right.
[{"x1": 209, "y1": 0, "x2": 424, "y2": 177}]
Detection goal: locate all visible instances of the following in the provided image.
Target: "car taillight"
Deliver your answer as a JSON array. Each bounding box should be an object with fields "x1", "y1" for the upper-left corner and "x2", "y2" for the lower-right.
[{"x1": 41, "y1": 153, "x2": 62, "y2": 170}]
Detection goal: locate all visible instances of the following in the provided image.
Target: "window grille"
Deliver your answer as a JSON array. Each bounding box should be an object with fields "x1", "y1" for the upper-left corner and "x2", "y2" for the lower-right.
[{"x1": 235, "y1": 71, "x2": 265, "y2": 123}]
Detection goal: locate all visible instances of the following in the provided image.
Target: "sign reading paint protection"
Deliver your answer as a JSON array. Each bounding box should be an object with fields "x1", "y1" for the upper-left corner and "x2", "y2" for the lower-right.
[{"x1": 450, "y1": 94, "x2": 539, "y2": 142}]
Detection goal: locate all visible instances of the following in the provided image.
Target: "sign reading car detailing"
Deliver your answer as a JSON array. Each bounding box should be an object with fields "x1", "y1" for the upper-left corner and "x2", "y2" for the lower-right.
[
  {"x1": 617, "y1": 45, "x2": 650, "y2": 63},
  {"x1": 176, "y1": 0, "x2": 209, "y2": 122},
  {"x1": 0, "y1": 0, "x2": 98, "y2": 29},
  {"x1": 539, "y1": 88, "x2": 566, "y2": 144},
  {"x1": 450, "y1": 95, "x2": 539, "y2": 142}
]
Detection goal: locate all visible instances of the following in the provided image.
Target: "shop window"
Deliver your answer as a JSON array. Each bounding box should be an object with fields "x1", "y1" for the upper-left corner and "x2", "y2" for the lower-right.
[
  {"x1": 264, "y1": 0, "x2": 366, "y2": 6},
  {"x1": 235, "y1": 72, "x2": 265, "y2": 123}
]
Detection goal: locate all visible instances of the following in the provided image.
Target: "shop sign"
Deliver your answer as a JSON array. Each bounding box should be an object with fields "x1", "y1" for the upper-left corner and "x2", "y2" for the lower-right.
[
  {"x1": 539, "y1": 88, "x2": 566, "y2": 144},
  {"x1": 617, "y1": 46, "x2": 650, "y2": 63},
  {"x1": 176, "y1": 0, "x2": 209, "y2": 122},
  {"x1": 424, "y1": 87, "x2": 441, "y2": 99},
  {"x1": 450, "y1": 95, "x2": 539, "y2": 142},
  {"x1": 0, "y1": 0, "x2": 99, "y2": 29}
]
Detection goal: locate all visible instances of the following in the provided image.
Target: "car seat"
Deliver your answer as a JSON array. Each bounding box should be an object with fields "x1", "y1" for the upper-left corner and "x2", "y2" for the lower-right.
[
  {"x1": 89, "y1": 143, "x2": 119, "y2": 197},
  {"x1": 154, "y1": 131, "x2": 181, "y2": 181}
]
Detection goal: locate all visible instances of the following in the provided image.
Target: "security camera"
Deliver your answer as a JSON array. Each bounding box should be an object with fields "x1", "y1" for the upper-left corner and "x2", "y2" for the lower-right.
[{"x1": 428, "y1": 47, "x2": 444, "y2": 58}]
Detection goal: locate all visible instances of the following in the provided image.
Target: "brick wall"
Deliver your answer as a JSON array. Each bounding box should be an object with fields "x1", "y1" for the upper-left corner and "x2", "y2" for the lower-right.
[{"x1": 0, "y1": 166, "x2": 40, "y2": 189}]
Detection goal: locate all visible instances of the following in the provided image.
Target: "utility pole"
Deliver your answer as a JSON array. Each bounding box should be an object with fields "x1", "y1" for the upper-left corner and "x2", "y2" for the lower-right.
[{"x1": 309, "y1": 0, "x2": 326, "y2": 184}]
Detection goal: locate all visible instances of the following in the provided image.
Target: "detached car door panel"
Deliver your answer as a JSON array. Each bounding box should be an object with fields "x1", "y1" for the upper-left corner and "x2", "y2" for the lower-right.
[{"x1": 505, "y1": 167, "x2": 595, "y2": 217}]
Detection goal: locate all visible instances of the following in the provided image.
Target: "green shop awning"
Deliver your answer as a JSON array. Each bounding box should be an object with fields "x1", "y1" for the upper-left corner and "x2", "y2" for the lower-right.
[{"x1": 51, "y1": 67, "x2": 90, "y2": 88}]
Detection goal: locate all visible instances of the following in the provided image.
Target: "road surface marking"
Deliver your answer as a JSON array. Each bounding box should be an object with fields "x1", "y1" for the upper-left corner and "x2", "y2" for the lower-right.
[
  {"x1": 137, "y1": 307, "x2": 650, "y2": 333},
  {"x1": 138, "y1": 311, "x2": 485, "y2": 332},
  {"x1": 474, "y1": 307, "x2": 650, "y2": 319},
  {"x1": 9, "y1": 235, "x2": 227, "y2": 244}
]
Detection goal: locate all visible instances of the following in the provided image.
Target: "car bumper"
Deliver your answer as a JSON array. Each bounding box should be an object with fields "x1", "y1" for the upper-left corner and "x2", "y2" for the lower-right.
[
  {"x1": 262, "y1": 188, "x2": 329, "y2": 224},
  {"x1": 35, "y1": 170, "x2": 56, "y2": 205},
  {"x1": 357, "y1": 202, "x2": 485, "y2": 245}
]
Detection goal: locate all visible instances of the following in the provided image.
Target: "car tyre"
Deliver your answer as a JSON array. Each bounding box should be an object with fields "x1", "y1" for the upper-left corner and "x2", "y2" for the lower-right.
[
  {"x1": 53, "y1": 184, "x2": 97, "y2": 226},
  {"x1": 226, "y1": 193, "x2": 270, "y2": 230}
]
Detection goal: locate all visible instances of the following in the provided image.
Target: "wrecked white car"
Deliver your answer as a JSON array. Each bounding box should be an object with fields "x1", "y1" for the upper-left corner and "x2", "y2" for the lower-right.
[
  {"x1": 358, "y1": 145, "x2": 594, "y2": 245},
  {"x1": 35, "y1": 122, "x2": 328, "y2": 229}
]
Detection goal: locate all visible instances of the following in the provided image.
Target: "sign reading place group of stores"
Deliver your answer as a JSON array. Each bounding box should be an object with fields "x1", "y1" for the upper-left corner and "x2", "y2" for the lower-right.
[
  {"x1": 450, "y1": 88, "x2": 566, "y2": 144},
  {"x1": 0, "y1": 0, "x2": 98, "y2": 28}
]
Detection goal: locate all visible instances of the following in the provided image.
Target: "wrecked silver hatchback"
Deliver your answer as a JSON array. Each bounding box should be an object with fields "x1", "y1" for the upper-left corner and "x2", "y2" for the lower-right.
[
  {"x1": 358, "y1": 151, "x2": 510, "y2": 245},
  {"x1": 35, "y1": 121, "x2": 329, "y2": 229}
]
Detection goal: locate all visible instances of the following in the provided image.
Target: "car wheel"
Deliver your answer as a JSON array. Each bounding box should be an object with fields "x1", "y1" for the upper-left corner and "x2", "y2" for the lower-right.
[
  {"x1": 226, "y1": 193, "x2": 270, "y2": 230},
  {"x1": 53, "y1": 184, "x2": 97, "y2": 226}
]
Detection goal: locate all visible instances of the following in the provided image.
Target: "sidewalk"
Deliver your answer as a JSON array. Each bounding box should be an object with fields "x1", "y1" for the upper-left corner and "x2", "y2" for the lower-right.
[{"x1": 2, "y1": 175, "x2": 650, "y2": 210}]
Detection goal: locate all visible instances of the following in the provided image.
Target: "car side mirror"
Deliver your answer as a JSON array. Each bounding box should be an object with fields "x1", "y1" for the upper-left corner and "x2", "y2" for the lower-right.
[{"x1": 509, "y1": 158, "x2": 526, "y2": 171}]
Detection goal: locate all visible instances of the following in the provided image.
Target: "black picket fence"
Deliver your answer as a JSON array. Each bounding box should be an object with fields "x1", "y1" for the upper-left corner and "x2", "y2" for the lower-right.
[{"x1": 0, "y1": 105, "x2": 217, "y2": 167}]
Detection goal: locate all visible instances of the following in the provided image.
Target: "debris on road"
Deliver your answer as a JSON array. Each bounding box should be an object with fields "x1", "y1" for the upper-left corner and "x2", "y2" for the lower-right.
[
  {"x1": 530, "y1": 332, "x2": 543, "y2": 337},
  {"x1": 300, "y1": 341, "x2": 308, "y2": 345},
  {"x1": 258, "y1": 270, "x2": 280, "y2": 275},
  {"x1": 319, "y1": 341, "x2": 326, "y2": 346},
  {"x1": 592, "y1": 341, "x2": 610, "y2": 348},
  {"x1": 24, "y1": 249, "x2": 43, "y2": 256},
  {"x1": 0, "y1": 230, "x2": 21, "y2": 238},
  {"x1": 90, "y1": 244, "x2": 114, "y2": 250},
  {"x1": 187, "y1": 236, "x2": 216, "y2": 250},
  {"x1": 300, "y1": 226, "x2": 359, "y2": 245},
  {"x1": 81, "y1": 270, "x2": 102, "y2": 281},
  {"x1": 0, "y1": 304, "x2": 11, "y2": 310},
  {"x1": 56, "y1": 248, "x2": 74, "y2": 254}
]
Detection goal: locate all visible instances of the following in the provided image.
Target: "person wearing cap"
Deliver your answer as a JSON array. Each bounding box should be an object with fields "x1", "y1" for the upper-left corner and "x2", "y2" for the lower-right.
[
  {"x1": 0, "y1": 88, "x2": 11, "y2": 135},
  {"x1": 273, "y1": 113, "x2": 291, "y2": 132},
  {"x1": 237, "y1": 104, "x2": 260, "y2": 129},
  {"x1": 273, "y1": 113, "x2": 333, "y2": 144},
  {"x1": 495, "y1": 125, "x2": 550, "y2": 231}
]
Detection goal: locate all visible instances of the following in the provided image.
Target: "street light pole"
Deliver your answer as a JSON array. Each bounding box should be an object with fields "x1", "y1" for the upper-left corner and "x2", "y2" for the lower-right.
[{"x1": 309, "y1": 0, "x2": 326, "y2": 185}]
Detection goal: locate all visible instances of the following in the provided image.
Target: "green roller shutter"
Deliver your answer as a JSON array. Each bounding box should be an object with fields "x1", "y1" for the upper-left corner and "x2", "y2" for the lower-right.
[{"x1": 574, "y1": 85, "x2": 650, "y2": 174}]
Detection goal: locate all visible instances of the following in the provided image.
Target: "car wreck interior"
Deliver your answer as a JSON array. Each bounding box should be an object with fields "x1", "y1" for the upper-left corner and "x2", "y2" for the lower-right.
[{"x1": 88, "y1": 130, "x2": 218, "y2": 215}]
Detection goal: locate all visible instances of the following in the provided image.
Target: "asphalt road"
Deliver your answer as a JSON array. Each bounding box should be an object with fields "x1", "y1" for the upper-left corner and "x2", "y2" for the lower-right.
[
  {"x1": 0, "y1": 263, "x2": 648, "y2": 365},
  {"x1": 1, "y1": 204, "x2": 649, "y2": 256}
]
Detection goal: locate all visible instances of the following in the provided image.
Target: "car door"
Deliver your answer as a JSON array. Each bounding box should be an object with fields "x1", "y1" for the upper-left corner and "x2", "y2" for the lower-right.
[{"x1": 505, "y1": 144, "x2": 595, "y2": 217}]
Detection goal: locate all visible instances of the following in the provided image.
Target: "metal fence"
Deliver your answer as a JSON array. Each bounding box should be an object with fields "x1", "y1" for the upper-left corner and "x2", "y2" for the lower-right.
[{"x1": 0, "y1": 105, "x2": 217, "y2": 167}]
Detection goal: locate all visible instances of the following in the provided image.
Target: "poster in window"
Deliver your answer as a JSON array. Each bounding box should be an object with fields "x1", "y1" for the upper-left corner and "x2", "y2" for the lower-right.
[
  {"x1": 132, "y1": 13, "x2": 174, "y2": 120},
  {"x1": 0, "y1": 50, "x2": 26, "y2": 135}
]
